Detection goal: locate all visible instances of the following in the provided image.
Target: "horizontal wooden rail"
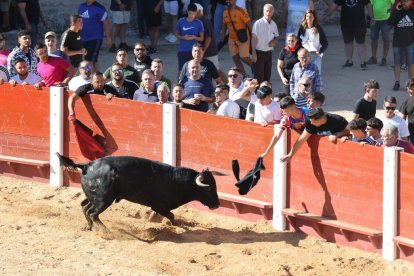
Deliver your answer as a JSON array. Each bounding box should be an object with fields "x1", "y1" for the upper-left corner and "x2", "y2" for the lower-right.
[
  {"x1": 218, "y1": 192, "x2": 272, "y2": 220},
  {"x1": 282, "y1": 208, "x2": 382, "y2": 248},
  {"x1": 0, "y1": 155, "x2": 50, "y2": 177},
  {"x1": 394, "y1": 236, "x2": 414, "y2": 257}
]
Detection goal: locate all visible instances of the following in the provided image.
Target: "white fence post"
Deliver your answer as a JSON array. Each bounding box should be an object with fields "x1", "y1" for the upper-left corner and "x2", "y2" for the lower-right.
[
  {"x1": 163, "y1": 103, "x2": 177, "y2": 166},
  {"x1": 382, "y1": 146, "x2": 402, "y2": 261},
  {"x1": 273, "y1": 127, "x2": 287, "y2": 230},
  {"x1": 49, "y1": 86, "x2": 64, "y2": 187}
]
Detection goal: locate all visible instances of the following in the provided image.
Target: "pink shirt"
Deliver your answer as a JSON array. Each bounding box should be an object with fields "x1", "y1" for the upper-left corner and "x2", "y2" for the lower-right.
[
  {"x1": 37, "y1": 56, "x2": 70, "y2": 87},
  {"x1": 0, "y1": 48, "x2": 10, "y2": 66}
]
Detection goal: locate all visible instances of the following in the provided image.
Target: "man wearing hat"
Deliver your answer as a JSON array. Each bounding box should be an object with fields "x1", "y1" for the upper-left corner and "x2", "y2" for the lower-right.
[
  {"x1": 251, "y1": 86, "x2": 282, "y2": 126},
  {"x1": 280, "y1": 108, "x2": 349, "y2": 163},
  {"x1": 44, "y1": 31, "x2": 69, "y2": 61}
]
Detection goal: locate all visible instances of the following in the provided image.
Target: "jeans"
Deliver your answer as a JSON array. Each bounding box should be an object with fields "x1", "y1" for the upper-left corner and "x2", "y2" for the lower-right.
[
  {"x1": 309, "y1": 52, "x2": 322, "y2": 75},
  {"x1": 214, "y1": 3, "x2": 226, "y2": 45}
]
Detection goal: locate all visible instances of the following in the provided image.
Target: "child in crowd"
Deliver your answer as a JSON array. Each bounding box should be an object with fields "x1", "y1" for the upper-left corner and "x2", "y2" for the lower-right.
[
  {"x1": 307, "y1": 91, "x2": 325, "y2": 109},
  {"x1": 341, "y1": 118, "x2": 377, "y2": 145},
  {"x1": 399, "y1": 78, "x2": 414, "y2": 144},
  {"x1": 367, "y1": 117, "x2": 384, "y2": 145}
]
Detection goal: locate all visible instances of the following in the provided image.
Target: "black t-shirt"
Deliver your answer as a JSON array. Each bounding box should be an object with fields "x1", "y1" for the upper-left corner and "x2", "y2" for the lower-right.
[
  {"x1": 200, "y1": 16, "x2": 218, "y2": 58},
  {"x1": 399, "y1": 96, "x2": 414, "y2": 123},
  {"x1": 335, "y1": 0, "x2": 370, "y2": 27},
  {"x1": 75, "y1": 83, "x2": 118, "y2": 97},
  {"x1": 133, "y1": 55, "x2": 152, "y2": 79},
  {"x1": 389, "y1": 9, "x2": 414, "y2": 47},
  {"x1": 306, "y1": 113, "x2": 348, "y2": 136},
  {"x1": 17, "y1": 0, "x2": 40, "y2": 24},
  {"x1": 60, "y1": 29, "x2": 84, "y2": 68},
  {"x1": 278, "y1": 48, "x2": 300, "y2": 79},
  {"x1": 106, "y1": 79, "x2": 139, "y2": 99},
  {"x1": 353, "y1": 97, "x2": 376, "y2": 121},
  {"x1": 180, "y1": 59, "x2": 219, "y2": 83}
]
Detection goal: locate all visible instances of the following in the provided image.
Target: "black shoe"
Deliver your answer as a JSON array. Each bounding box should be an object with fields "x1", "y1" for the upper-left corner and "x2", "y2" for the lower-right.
[
  {"x1": 360, "y1": 62, "x2": 368, "y2": 70},
  {"x1": 109, "y1": 44, "x2": 117, "y2": 53},
  {"x1": 393, "y1": 81, "x2": 400, "y2": 91},
  {"x1": 380, "y1": 58, "x2": 387, "y2": 66},
  {"x1": 342, "y1": 60, "x2": 353, "y2": 68},
  {"x1": 366, "y1": 56, "x2": 377, "y2": 65}
]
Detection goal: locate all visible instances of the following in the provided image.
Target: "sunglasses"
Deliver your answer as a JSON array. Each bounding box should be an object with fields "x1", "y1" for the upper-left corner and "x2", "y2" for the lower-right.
[
  {"x1": 385, "y1": 106, "x2": 396, "y2": 110},
  {"x1": 112, "y1": 69, "x2": 124, "y2": 74},
  {"x1": 228, "y1": 74, "x2": 239, "y2": 78},
  {"x1": 81, "y1": 65, "x2": 92, "y2": 71},
  {"x1": 300, "y1": 83, "x2": 311, "y2": 87},
  {"x1": 134, "y1": 48, "x2": 145, "y2": 52}
]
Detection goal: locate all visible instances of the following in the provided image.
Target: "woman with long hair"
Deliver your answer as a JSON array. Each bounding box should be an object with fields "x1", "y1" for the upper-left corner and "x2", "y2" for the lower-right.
[
  {"x1": 297, "y1": 9, "x2": 328, "y2": 74},
  {"x1": 277, "y1": 33, "x2": 300, "y2": 94}
]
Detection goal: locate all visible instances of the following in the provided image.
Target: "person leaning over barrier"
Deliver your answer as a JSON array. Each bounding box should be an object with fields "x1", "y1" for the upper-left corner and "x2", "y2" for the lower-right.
[
  {"x1": 280, "y1": 108, "x2": 349, "y2": 163},
  {"x1": 260, "y1": 96, "x2": 310, "y2": 159},
  {"x1": 68, "y1": 72, "x2": 118, "y2": 122},
  {"x1": 9, "y1": 58, "x2": 42, "y2": 87},
  {"x1": 341, "y1": 118, "x2": 377, "y2": 145}
]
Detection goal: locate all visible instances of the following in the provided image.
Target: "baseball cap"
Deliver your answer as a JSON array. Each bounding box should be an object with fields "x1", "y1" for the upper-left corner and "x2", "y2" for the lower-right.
[
  {"x1": 256, "y1": 86, "x2": 272, "y2": 99},
  {"x1": 194, "y1": 3, "x2": 204, "y2": 14},
  {"x1": 45, "y1": 31, "x2": 57, "y2": 39},
  {"x1": 307, "y1": 108, "x2": 325, "y2": 120}
]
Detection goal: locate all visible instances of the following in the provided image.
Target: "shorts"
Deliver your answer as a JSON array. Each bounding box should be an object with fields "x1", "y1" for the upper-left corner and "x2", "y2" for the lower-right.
[
  {"x1": 177, "y1": 51, "x2": 193, "y2": 70},
  {"x1": 205, "y1": 55, "x2": 220, "y2": 70},
  {"x1": 83, "y1": 39, "x2": 102, "y2": 62},
  {"x1": 112, "y1": 11, "x2": 131, "y2": 24},
  {"x1": 370, "y1": 20, "x2": 391, "y2": 42},
  {"x1": 393, "y1": 42, "x2": 414, "y2": 65},
  {"x1": 228, "y1": 39, "x2": 250, "y2": 58},
  {"x1": 341, "y1": 24, "x2": 366, "y2": 44},
  {"x1": 0, "y1": 0, "x2": 10, "y2": 12},
  {"x1": 164, "y1": 1, "x2": 179, "y2": 15}
]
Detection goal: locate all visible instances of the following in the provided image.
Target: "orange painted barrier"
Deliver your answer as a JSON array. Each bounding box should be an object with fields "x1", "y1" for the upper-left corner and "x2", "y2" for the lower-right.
[{"x1": 3, "y1": 86, "x2": 414, "y2": 261}]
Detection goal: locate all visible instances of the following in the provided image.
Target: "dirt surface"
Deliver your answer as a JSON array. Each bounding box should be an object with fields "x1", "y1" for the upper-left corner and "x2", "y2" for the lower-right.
[{"x1": 1, "y1": 176, "x2": 414, "y2": 275}]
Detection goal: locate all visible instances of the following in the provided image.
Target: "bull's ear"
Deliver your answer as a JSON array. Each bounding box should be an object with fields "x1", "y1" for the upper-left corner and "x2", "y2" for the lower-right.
[{"x1": 210, "y1": 171, "x2": 227, "y2": 176}]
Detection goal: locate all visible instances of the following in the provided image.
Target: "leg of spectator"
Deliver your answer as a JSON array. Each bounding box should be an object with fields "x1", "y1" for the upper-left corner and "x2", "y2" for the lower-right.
[
  {"x1": 371, "y1": 39, "x2": 378, "y2": 60},
  {"x1": 120, "y1": 23, "x2": 128, "y2": 45},
  {"x1": 111, "y1": 23, "x2": 120, "y2": 50},
  {"x1": 30, "y1": 23, "x2": 38, "y2": 48},
  {"x1": 253, "y1": 51, "x2": 264, "y2": 83},
  {"x1": 264, "y1": 51, "x2": 272, "y2": 82},
  {"x1": 149, "y1": 26, "x2": 159, "y2": 51},
  {"x1": 345, "y1": 42, "x2": 353, "y2": 62},
  {"x1": 136, "y1": 0, "x2": 145, "y2": 37},
  {"x1": 214, "y1": 3, "x2": 225, "y2": 45},
  {"x1": 232, "y1": 54, "x2": 246, "y2": 76},
  {"x1": 356, "y1": 42, "x2": 366, "y2": 65},
  {"x1": 394, "y1": 65, "x2": 401, "y2": 84}
]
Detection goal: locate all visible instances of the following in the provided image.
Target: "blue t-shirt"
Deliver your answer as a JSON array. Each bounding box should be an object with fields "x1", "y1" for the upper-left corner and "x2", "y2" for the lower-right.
[
  {"x1": 176, "y1": 18, "x2": 204, "y2": 52},
  {"x1": 79, "y1": 1, "x2": 108, "y2": 42},
  {"x1": 183, "y1": 77, "x2": 214, "y2": 112},
  {"x1": 280, "y1": 107, "x2": 310, "y2": 131}
]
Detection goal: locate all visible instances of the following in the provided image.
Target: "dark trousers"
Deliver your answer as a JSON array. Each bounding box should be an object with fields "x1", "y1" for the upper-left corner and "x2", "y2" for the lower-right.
[
  {"x1": 253, "y1": 50, "x2": 272, "y2": 84},
  {"x1": 136, "y1": 0, "x2": 145, "y2": 35}
]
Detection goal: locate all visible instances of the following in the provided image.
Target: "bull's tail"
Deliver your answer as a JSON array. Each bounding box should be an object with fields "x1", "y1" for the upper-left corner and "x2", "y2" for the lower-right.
[{"x1": 56, "y1": 153, "x2": 88, "y2": 172}]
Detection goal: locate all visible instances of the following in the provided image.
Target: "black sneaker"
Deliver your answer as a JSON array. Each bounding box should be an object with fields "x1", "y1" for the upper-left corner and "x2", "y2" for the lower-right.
[
  {"x1": 367, "y1": 56, "x2": 377, "y2": 65},
  {"x1": 109, "y1": 44, "x2": 117, "y2": 53},
  {"x1": 360, "y1": 62, "x2": 368, "y2": 70},
  {"x1": 393, "y1": 81, "x2": 400, "y2": 91},
  {"x1": 380, "y1": 58, "x2": 387, "y2": 67},
  {"x1": 342, "y1": 60, "x2": 353, "y2": 68}
]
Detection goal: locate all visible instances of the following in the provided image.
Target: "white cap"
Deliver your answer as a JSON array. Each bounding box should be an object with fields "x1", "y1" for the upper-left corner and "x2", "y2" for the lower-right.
[{"x1": 194, "y1": 3, "x2": 203, "y2": 15}]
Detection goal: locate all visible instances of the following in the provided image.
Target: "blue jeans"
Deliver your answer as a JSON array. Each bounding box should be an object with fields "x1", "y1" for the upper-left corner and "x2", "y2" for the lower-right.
[
  {"x1": 214, "y1": 3, "x2": 226, "y2": 45},
  {"x1": 309, "y1": 52, "x2": 322, "y2": 75},
  {"x1": 370, "y1": 20, "x2": 391, "y2": 42}
]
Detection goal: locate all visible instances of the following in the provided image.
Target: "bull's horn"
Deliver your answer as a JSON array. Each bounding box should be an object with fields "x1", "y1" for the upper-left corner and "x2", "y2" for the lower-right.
[
  {"x1": 195, "y1": 175, "x2": 209, "y2": 187},
  {"x1": 210, "y1": 171, "x2": 227, "y2": 176}
]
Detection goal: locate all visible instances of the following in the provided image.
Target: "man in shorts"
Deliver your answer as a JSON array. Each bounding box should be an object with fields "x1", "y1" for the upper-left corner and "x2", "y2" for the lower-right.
[
  {"x1": 164, "y1": 0, "x2": 179, "y2": 43},
  {"x1": 109, "y1": 0, "x2": 132, "y2": 52},
  {"x1": 221, "y1": 0, "x2": 253, "y2": 77},
  {"x1": 142, "y1": 0, "x2": 164, "y2": 54},
  {"x1": 78, "y1": 0, "x2": 112, "y2": 72},
  {"x1": 323, "y1": 0, "x2": 374, "y2": 70},
  {"x1": 60, "y1": 14, "x2": 87, "y2": 68}
]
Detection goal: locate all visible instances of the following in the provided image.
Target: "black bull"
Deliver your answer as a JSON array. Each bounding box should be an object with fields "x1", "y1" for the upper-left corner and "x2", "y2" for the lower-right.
[{"x1": 56, "y1": 153, "x2": 225, "y2": 231}]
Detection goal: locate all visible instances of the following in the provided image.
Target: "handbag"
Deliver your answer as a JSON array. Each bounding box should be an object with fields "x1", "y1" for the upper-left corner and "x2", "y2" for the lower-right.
[{"x1": 228, "y1": 8, "x2": 248, "y2": 43}]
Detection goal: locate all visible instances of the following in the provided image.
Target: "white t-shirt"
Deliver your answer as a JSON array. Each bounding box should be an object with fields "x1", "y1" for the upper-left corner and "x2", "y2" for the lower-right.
[
  {"x1": 229, "y1": 82, "x2": 245, "y2": 101},
  {"x1": 217, "y1": 99, "x2": 240, "y2": 118},
  {"x1": 10, "y1": 73, "x2": 42, "y2": 85},
  {"x1": 252, "y1": 17, "x2": 279, "y2": 52},
  {"x1": 380, "y1": 114, "x2": 410, "y2": 139},
  {"x1": 68, "y1": 76, "x2": 91, "y2": 91},
  {"x1": 253, "y1": 100, "x2": 282, "y2": 124},
  {"x1": 300, "y1": 28, "x2": 321, "y2": 53}
]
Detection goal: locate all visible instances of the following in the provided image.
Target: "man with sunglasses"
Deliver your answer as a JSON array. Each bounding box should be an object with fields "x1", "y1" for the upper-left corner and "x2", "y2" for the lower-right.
[
  {"x1": 106, "y1": 62, "x2": 139, "y2": 99},
  {"x1": 294, "y1": 76, "x2": 313, "y2": 108},
  {"x1": 68, "y1": 61, "x2": 93, "y2": 91},
  {"x1": 103, "y1": 48, "x2": 139, "y2": 83},
  {"x1": 133, "y1": 42, "x2": 152, "y2": 80},
  {"x1": 379, "y1": 96, "x2": 410, "y2": 141},
  {"x1": 213, "y1": 84, "x2": 240, "y2": 118}
]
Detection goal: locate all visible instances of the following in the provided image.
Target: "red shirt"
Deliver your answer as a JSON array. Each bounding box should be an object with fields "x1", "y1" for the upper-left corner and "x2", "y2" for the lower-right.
[{"x1": 37, "y1": 56, "x2": 70, "y2": 87}]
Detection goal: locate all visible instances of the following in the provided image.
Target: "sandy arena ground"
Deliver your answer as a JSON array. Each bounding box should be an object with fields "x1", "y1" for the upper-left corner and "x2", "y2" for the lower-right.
[{"x1": 1, "y1": 176, "x2": 414, "y2": 275}]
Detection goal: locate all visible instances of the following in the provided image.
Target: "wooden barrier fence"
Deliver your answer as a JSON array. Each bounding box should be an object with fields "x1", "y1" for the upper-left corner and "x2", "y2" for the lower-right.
[{"x1": 1, "y1": 84, "x2": 414, "y2": 262}]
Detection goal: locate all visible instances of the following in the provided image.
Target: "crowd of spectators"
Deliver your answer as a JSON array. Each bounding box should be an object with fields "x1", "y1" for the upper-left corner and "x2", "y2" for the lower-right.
[{"x1": 0, "y1": 0, "x2": 413, "y2": 157}]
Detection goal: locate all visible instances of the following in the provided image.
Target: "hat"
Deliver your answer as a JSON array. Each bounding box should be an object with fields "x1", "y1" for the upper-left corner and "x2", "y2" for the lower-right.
[
  {"x1": 194, "y1": 3, "x2": 204, "y2": 14},
  {"x1": 256, "y1": 86, "x2": 272, "y2": 99},
  {"x1": 307, "y1": 108, "x2": 325, "y2": 120},
  {"x1": 45, "y1": 31, "x2": 57, "y2": 39}
]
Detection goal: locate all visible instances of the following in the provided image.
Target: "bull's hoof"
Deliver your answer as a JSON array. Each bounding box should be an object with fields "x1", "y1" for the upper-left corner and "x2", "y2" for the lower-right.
[{"x1": 148, "y1": 211, "x2": 163, "y2": 223}]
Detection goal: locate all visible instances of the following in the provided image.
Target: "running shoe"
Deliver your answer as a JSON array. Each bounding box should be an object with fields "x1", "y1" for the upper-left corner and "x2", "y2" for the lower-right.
[
  {"x1": 366, "y1": 56, "x2": 377, "y2": 65},
  {"x1": 380, "y1": 58, "x2": 387, "y2": 67},
  {"x1": 393, "y1": 81, "x2": 400, "y2": 91},
  {"x1": 360, "y1": 62, "x2": 368, "y2": 70},
  {"x1": 342, "y1": 60, "x2": 353, "y2": 68}
]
